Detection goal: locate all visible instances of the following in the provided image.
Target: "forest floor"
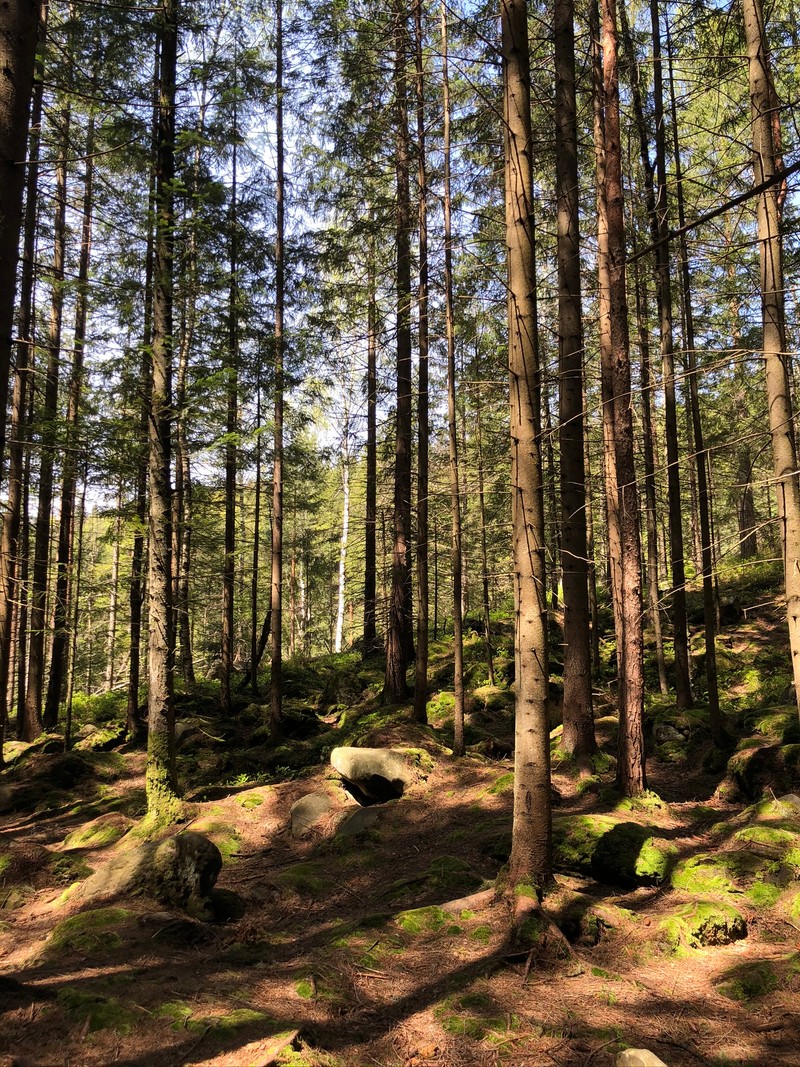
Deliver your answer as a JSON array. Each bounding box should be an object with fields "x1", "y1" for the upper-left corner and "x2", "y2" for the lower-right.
[{"x1": 3, "y1": 569, "x2": 800, "y2": 1066}]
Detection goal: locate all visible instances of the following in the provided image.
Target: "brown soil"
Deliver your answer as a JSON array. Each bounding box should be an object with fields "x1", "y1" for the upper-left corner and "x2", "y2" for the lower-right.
[{"x1": 2, "y1": 724, "x2": 799, "y2": 1067}]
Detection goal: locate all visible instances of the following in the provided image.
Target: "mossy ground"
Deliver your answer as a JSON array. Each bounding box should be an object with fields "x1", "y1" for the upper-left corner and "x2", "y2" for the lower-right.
[{"x1": 3, "y1": 591, "x2": 800, "y2": 1065}]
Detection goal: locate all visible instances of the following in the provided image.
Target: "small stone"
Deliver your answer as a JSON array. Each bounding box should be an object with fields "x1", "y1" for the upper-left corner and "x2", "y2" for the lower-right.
[
  {"x1": 334, "y1": 806, "x2": 380, "y2": 837},
  {"x1": 290, "y1": 792, "x2": 332, "y2": 837},
  {"x1": 616, "y1": 1051, "x2": 668, "y2": 1067}
]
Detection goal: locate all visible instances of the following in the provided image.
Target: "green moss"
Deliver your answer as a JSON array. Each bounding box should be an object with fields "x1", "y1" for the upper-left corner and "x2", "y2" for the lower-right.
[
  {"x1": 295, "y1": 978, "x2": 315, "y2": 999},
  {"x1": 470, "y1": 925, "x2": 492, "y2": 943},
  {"x1": 614, "y1": 790, "x2": 667, "y2": 814},
  {"x1": 487, "y1": 772, "x2": 514, "y2": 796},
  {"x1": 157, "y1": 1001, "x2": 194, "y2": 1028},
  {"x1": 50, "y1": 854, "x2": 93, "y2": 883},
  {"x1": 48, "y1": 907, "x2": 131, "y2": 954},
  {"x1": 671, "y1": 854, "x2": 737, "y2": 895},
  {"x1": 746, "y1": 882, "x2": 782, "y2": 908},
  {"x1": 717, "y1": 961, "x2": 779, "y2": 1001},
  {"x1": 274, "y1": 862, "x2": 331, "y2": 895},
  {"x1": 191, "y1": 819, "x2": 241, "y2": 861},
  {"x1": 734, "y1": 825, "x2": 800, "y2": 869},
  {"x1": 435, "y1": 992, "x2": 515, "y2": 1041},
  {"x1": 659, "y1": 901, "x2": 747, "y2": 953},
  {"x1": 192, "y1": 1008, "x2": 270, "y2": 1033},
  {"x1": 789, "y1": 892, "x2": 800, "y2": 928},
  {"x1": 63, "y1": 820, "x2": 127, "y2": 851},
  {"x1": 0, "y1": 854, "x2": 10, "y2": 878},
  {"x1": 590, "y1": 751, "x2": 615, "y2": 774},
  {"x1": 395, "y1": 905, "x2": 449, "y2": 934},
  {"x1": 237, "y1": 793, "x2": 265, "y2": 810},
  {"x1": 58, "y1": 988, "x2": 137, "y2": 1034}
]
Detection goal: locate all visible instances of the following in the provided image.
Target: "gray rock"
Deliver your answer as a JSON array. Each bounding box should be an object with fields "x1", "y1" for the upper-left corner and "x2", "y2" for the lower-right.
[
  {"x1": 616, "y1": 1052, "x2": 668, "y2": 1067},
  {"x1": 330, "y1": 746, "x2": 416, "y2": 803},
  {"x1": 653, "y1": 723, "x2": 685, "y2": 743},
  {"x1": 778, "y1": 793, "x2": 800, "y2": 811},
  {"x1": 79, "y1": 831, "x2": 221, "y2": 917},
  {"x1": 334, "y1": 806, "x2": 380, "y2": 837},
  {"x1": 290, "y1": 792, "x2": 332, "y2": 837}
]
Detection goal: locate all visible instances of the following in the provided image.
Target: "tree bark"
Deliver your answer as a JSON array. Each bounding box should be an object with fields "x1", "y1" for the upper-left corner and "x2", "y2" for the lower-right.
[
  {"x1": 741, "y1": 0, "x2": 800, "y2": 715},
  {"x1": 270, "y1": 0, "x2": 285, "y2": 730},
  {"x1": 0, "y1": 0, "x2": 45, "y2": 748},
  {"x1": 555, "y1": 0, "x2": 595, "y2": 762},
  {"x1": 46, "y1": 106, "x2": 96, "y2": 725},
  {"x1": 442, "y1": 0, "x2": 465, "y2": 753},
  {"x1": 594, "y1": 0, "x2": 646, "y2": 795},
  {"x1": 362, "y1": 248, "x2": 379, "y2": 655},
  {"x1": 28, "y1": 83, "x2": 71, "y2": 732},
  {"x1": 503, "y1": 0, "x2": 552, "y2": 892},
  {"x1": 0, "y1": 0, "x2": 41, "y2": 473},
  {"x1": 413, "y1": 0, "x2": 429, "y2": 725},
  {"x1": 146, "y1": 0, "x2": 179, "y2": 817},
  {"x1": 384, "y1": 0, "x2": 415, "y2": 703}
]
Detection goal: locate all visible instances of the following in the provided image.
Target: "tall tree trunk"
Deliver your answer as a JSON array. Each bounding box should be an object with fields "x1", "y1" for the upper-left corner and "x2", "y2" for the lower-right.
[
  {"x1": 594, "y1": 0, "x2": 646, "y2": 795},
  {"x1": 65, "y1": 463, "x2": 87, "y2": 748},
  {"x1": 250, "y1": 375, "x2": 262, "y2": 693},
  {"x1": 0, "y1": 0, "x2": 46, "y2": 748},
  {"x1": 146, "y1": 0, "x2": 179, "y2": 817},
  {"x1": 105, "y1": 506, "x2": 122, "y2": 691},
  {"x1": 666, "y1": 17, "x2": 721, "y2": 735},
  {"x1": 270, "y1": 0, "x2": 285, "y2": 730},
  {"x1": 128, "y1": 45, "x2": 159, "y2": 739},
  {"x1": 413, "y1": 0, "x2": 429, "y2": 724},
  {"x1": 741, "y1": 0, "x2": 800, "y2": 714},
  {"x1": 441, "y1": 0, "x2": 465, "y2": 753},
  {"x1": 630, "y1": 221, "x2": 668, "y2": 695},
  {"x1": 221, "y1": 92, "x2": 238, "y2": 716},
  {"x1": 648, "y1": 0, "x2": 691, "y2": 707},
  {"x1": 27, "y1": 85, "x2": 72, "y2": 733},
  {"x1": 363, "y1": 248, "x2": 379, "y2": 655},
  {"x1": 475, "y1": 382, "x2": 494, "y2": 687},
  {"x1": 620, "y1": 0, "x2": 690, "y2": 707},
  {"x1": 46, "y1": 107, "x2": 96, "y2": 726},
  {"x1": 384, "y1": 0, "x2": 414, "y2": 703},
  {"x1": 334, "y1": 413, "x2": 350, "y2": 654},
  {"x1": 555, "y1": 0, "x2": 595, "y2": 762},
  {"x1": 503, "y1": 0, "x2": 552, "y2": 894},
  {"x1": 0, "y1": 0, "x2": 41, "y2": 473}
]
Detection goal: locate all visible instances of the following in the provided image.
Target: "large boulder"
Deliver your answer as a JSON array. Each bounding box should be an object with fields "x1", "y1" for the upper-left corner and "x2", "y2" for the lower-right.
[
  {"x1": 79, "y1": 831, "x2": 221, "y2": 917},
  {"x1": 330, "y1": 746, "x2": 425, "y2": 804}
]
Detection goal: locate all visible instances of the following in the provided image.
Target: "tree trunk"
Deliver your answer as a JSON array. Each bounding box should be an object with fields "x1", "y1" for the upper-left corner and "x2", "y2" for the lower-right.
[
  {"x1": 413, "y1": 0, "x2": 429, "y2": 725},
  {"x1": 270, "y1": 0, "x2": 285, "y2": 730},
  {"x1": 475, "y1": 382, "x2": 495, "y2": 687},
  {"x1": 28, "y1": 85, "x2": 71, "y2": 733},
  {"x1": 65, "y1": 465, "x2": 88, "y2": 749},
  {"x1": 250, "y1": 376, "x2": 262, "y2": 693},
  {"x1": 384, "y1": 0, "x2": 414, "y2": 703},
  {"x1": 105, "y1": 507, "x2": 122, "y2": 691},
  {"x1": 594, "y1": 0, "x2": 646, "y2": 795},
  {"x1": 127, "y1": 47, "x2": 159, "y2": 739},
  {"x1": 666, "y1": 16, "x2": 721, "y2": 736},
  {"x1": 442, "y1": 0, "x2": 465, "y2": 753},
  {"x1": 363, "y1": 248, "x2": 379, "y2": 655},
  {"x1": 555, "y1": 0, "x2": 595, "y2": 763},
  {"x1": 0, "y1": 0, "x2": 41, "y2": 473},
  {"x1": 0, "y1": 0, "x2": 45, "y2": 748},
  {"x1": 46, "y1": 107, "x2": 96, "y2": 726},
  {"x1": 334, "y1": 418, "x2": 350, "y2": 654},
  {"x1": 222, "y1": 93, "x2": 238, "y2": 716},
  {"x1": 503, "y1": 0, "x2": 552, "y2": 893},
  {"x1": 741, "y1": 0, "x2": 800, "y2": 715},
  {"x1": 146, "y1": 0, "x2": 179, "y2": 818}
]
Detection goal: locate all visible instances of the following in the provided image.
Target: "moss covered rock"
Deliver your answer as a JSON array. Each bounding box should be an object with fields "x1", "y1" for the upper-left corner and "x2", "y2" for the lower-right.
[
  {"x1": 659, "y1": 901, "x2": 747, "y2": 953},
  {"x1": 78, "y1": 831, "x2": 221, "y2": 916},
  {"x1": 716, "y1": 960, "x2": 780, "y2": 1001},
  {"x1": 553, "y1": 815, "x2": 676, "y2": 886},
  {"x1": 47, "y1": 906, "x2": 132, "y2": 955},
  {"x1": 58, "y1": 988, "x2": 138, "y2": 1033},
  {"x1": 63, "y1": 812, "x2": 132, "y2": 851}
]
